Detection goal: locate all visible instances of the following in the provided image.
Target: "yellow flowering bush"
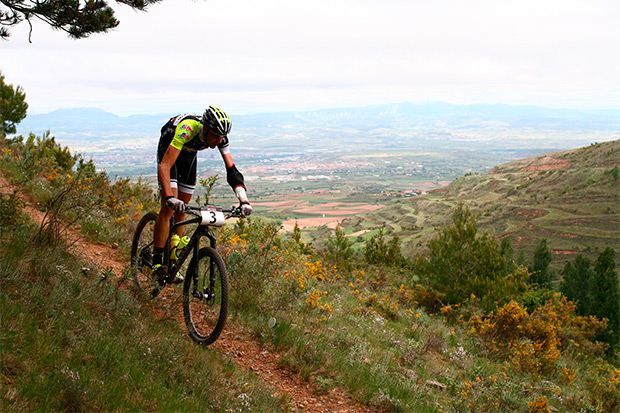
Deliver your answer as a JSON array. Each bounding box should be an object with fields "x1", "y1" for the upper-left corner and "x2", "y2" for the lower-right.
[
  {"x1": 472, "y1": 297, "x2": 609, "y2": 375},
  {"x1": 587, "y1": 363, "x2": 620, "y2": 412},
  {"x1": 304, "y1": 260, "x2": 336, "y2": 281},
  {"x1": 376, "y1": 294, "x2": 399, "y2": 319},
  {"x1": 306, "y1": 289, "x2": 327, "y2": 308},
  {"x1": 527, "y1": 396, "x2": 551, "y2": 413},
  {"x1": 412, "y1": 284, "x2": 443, "y2": 314},
  {"x1": 0, "y1": 191, "x2": 27, "y2": 229},
  {"x1": 558, "y1": 366, "x2": 576, "y2": 385}
]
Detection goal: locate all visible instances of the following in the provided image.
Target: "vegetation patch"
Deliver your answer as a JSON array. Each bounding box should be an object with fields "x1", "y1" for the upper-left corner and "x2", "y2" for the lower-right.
[{"x1": 1, "y1": 128, "x2": 618, "y2": 412}]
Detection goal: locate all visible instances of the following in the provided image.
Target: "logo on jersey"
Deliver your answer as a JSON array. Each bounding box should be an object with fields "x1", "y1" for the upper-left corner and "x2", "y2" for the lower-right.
[
  {"x1": 179, "y1": 132, "x2": 190, "y2": 141},
  {"x1": 181, "y1": 125, "x2": 194, "y2": 133},
  {"x1": 173, "y1": 114, "x2": 190, "y2": 126}
]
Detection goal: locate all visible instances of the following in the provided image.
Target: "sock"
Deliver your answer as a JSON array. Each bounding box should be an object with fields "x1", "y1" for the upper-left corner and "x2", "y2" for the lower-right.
[{"x1": 153, "y1": 247, "x2": 165, "y2": 266}]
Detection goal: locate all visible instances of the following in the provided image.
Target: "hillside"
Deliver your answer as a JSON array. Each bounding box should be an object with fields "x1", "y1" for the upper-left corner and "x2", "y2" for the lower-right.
[
  {"x1": 334, "y1": 140, "x2": 620, "y2": 269},
  {"x1": 2, "y1": 133, "x2": 619, "y2": 412}
]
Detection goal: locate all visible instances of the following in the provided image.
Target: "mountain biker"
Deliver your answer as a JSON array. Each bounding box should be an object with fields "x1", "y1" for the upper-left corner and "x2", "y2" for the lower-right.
[{"x1": 152, "y1": 106, "x2": 252, "y2": 283}]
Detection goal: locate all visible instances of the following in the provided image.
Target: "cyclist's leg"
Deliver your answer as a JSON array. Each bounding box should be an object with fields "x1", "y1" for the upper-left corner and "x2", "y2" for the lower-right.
[
  {"x1": 151, "y1": 188, "x2": 175, "y2": 279},
  {"x1": 152, "y1": 146, "x2": 179, "y2": 276},
  {"x1": 154, "y1": 189, "x2": 176, "y2": 248},
  {"x1": 154, "y1": 143, "x2": 179, "y2": 250},
  {"x1": 161, "y1": 154, "x2": 196, "y2": 284},
  {"x1": 154, "y1": 172, "x2": 178, "y2": 250},
  {"x1": 174, "y1": 192, "x2": 192, "y2": 232},
  {"x1": 153, "y1": 185, "x2": 184, "y2": 284},
  {"x1": 172, "y1": 152, "x2": 197, "y2": 235}
]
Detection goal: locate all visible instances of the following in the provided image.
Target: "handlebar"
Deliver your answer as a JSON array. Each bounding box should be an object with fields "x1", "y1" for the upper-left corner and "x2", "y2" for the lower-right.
[{"x1": 185, "y1": 205, "x2": 243, "y2": 219}]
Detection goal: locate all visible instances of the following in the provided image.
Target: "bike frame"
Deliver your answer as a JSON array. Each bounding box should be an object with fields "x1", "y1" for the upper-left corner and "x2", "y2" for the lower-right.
[
  {"x1": 158, "y1": 206, "x2": 237, "y2": 296},
  {"x1": 165, "y1": 215, "x2": 216, "y2": 278}
]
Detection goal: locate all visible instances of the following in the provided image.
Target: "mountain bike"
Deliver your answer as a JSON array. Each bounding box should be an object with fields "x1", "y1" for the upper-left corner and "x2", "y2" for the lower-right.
[{"x1": 130, "y1": 205, "x2": 241, "y2": 345}]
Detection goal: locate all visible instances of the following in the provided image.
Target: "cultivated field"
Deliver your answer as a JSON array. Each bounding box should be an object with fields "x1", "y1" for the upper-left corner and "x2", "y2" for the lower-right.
[{"x1": 252, "y1": 194, "x2": 387, "y2": 231}]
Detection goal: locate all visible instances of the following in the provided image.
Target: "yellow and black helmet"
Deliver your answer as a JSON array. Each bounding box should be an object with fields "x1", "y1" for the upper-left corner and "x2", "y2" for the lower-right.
[{"x1": 202, "y1": 106, "x2": 232, "y2": 136}]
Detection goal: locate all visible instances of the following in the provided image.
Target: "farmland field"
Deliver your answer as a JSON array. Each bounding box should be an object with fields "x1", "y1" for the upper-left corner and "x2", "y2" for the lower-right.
[{"x1": 193, "y1": 148, "x2": 539, "y2": 232}]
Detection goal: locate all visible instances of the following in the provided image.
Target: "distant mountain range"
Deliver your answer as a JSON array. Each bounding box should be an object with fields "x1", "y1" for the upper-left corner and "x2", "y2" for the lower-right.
[{"x1": 16, "y1": 102, "x2": 620, "y2": 153}]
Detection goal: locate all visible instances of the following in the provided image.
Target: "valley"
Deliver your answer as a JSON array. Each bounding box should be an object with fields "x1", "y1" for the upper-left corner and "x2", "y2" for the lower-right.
[{"x1": 15, "y1": 104, "x2": 620, "y2": 270}]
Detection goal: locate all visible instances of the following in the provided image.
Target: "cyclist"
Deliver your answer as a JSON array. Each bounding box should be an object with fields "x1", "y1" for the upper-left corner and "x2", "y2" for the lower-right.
[{"x1": 152, "y1": 106, "x2": 252, "y2": 283}]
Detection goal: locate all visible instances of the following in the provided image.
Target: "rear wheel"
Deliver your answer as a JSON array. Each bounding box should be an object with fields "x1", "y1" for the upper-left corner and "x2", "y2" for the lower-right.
[
  {"x1": 130, "y1": 212, "x2": 159, "y2": 297},
  {"x1": 183, "y1": 247, "x2": 229, "y2": 344}
]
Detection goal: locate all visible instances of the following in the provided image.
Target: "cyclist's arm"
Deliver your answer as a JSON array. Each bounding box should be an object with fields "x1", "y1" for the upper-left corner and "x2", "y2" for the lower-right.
[
  {"x1": 221, "y1": 152, "x2": 234, "y2": 168},
  {"x1": 220, "y1": 151, "x2": 249, "y2": 204},
  {"x1": 158, "y1": 145, "x2": 182, "y2": 199}
]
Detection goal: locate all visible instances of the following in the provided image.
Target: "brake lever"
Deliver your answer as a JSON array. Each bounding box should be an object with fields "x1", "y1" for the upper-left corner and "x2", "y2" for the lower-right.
[
  {"x1": 227, "y1": 206, "x2": 243, "y2": 219},
  {"x1": 184, "y1": 206, "x2": 201, "y2": 217}
]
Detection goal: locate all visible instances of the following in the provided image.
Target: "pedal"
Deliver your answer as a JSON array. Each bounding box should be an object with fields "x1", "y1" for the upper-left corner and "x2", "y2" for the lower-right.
[{"x1": 168, "y1": 275, "x2": 184, "y2": 285}]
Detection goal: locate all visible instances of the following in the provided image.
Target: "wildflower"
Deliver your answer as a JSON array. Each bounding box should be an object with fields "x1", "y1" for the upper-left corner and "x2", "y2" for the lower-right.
[{"x1": 527, "y1": 396, "x2": 551, "y2": 413}]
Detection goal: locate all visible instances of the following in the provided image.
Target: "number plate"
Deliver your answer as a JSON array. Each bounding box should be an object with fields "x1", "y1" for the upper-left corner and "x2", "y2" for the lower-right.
[{"x1": 200, "y1": 208, "x2": 225, "y2": 227}]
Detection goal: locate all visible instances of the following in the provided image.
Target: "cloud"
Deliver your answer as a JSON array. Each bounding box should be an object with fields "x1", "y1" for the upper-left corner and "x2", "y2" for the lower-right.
[{"x1": 1, "y1": 0, "x2": 618, "y2": 115}]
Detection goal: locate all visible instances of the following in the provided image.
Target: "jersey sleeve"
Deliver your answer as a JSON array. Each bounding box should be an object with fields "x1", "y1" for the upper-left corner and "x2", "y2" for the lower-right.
[
  {"x1": 217, "y1": 135, "x2": 230, "y2": 155},
  {"x1": 170, "y1": 120, "x2": 200, "y2": 151}
]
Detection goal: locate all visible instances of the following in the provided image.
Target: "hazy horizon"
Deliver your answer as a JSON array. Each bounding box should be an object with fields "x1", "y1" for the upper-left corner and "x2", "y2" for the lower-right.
[{"x1": 21, "y1": 100, "x2": 620, "y2": 119}]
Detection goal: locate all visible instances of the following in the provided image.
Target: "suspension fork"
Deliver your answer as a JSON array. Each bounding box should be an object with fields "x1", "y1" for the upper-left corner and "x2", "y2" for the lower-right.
[
  {"x1": 190, "y1": 231, "x2": 203, "y2": 297},
  {"x1": 206, "y1": 231, "x2": 218, "y2": 300},
  {"x1": 191, "y1": 228, "x2": 218, "y2": 299}
]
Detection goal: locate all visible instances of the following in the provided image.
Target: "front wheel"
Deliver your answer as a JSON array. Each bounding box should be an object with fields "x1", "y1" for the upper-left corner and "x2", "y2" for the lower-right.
[{"x1": 183, "y1": 247, "x2": 229, "y2": 344}]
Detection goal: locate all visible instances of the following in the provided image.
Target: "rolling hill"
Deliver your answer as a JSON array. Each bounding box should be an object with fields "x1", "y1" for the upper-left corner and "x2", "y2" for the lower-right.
[
  {"x1": 17, "y1": 102, "x2": 620, "y2": 154},
  {"x1": 333, "y1": 140, "x2": 620, "y2": 270}
]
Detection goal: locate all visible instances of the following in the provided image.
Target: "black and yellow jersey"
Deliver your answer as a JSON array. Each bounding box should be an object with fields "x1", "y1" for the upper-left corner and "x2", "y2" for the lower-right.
[{"x1": 159, "y1": 114, "x2": 230, "y2": 154}]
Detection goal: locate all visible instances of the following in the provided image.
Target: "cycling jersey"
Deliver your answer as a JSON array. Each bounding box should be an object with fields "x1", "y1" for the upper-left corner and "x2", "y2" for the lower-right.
[
  {"x1": 159, "y1": 114, "x2": 230, "y2": 154},
  {"x1": 157, "y1": 114, "x2": 230, "y2": 195}
]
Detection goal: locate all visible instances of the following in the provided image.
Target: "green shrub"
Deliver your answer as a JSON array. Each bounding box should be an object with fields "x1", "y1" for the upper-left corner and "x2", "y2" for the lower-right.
[
  {"x1": 528, "y1": 239, "x2": 553, "y2": 287},
  {"x1": 219, "y1": 217, "x2": 286, "y2": 314},
  {"x1": 413, "y1": 204, "x2": 528, "y2": 312},
  {"x1": 1, "y1": 134, "x2": 157, "y2": 248},
  {"x1": 326, "y1": 224, "x2": 354, "y2": 271},
  {"x1": 590, "y1": 247, "x2": 620, "y2": 354},
  {"x1": 364, "y1": 228, "x2": 404, "y2": 267},
  {"x1": 560, "y1": 254, "x2": 593, "y2": 316}
]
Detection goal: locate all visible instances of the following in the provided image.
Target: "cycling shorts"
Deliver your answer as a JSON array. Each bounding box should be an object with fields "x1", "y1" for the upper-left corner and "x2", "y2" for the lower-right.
[{"x1": 157, "y1": 145, "x2": 197, "y2": 195}]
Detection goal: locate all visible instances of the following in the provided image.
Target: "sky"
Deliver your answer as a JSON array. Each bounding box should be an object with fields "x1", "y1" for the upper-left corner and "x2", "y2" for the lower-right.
[{"x1": 1, "y1": 0, "x2": 619, "y2": 116}]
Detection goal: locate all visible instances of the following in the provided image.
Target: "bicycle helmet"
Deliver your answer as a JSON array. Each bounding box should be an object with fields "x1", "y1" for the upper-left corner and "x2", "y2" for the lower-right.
[{"x1": 202, "y1": 106, "x2": 232, "y2": 137}]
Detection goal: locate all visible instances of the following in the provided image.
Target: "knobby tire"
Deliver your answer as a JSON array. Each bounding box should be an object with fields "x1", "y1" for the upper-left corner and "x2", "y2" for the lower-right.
[
  {"x1": 130, "y1": 212, "x2": 159, "y2": 297},
  {"x1": 183, "y1": 246, "x2": 229, "y2": 345}
]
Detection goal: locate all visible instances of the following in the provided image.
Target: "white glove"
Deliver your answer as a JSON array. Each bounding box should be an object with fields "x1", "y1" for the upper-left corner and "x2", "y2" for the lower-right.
[
  {"x1": 234, "y1": 186, "x2": 252, "y2": 217},
  {"x1": 166, "y1": 196, "x2": 185, "y2": 213},
  {"x1": 240, "y1": 202, "x2": 253, "y2": 217}
]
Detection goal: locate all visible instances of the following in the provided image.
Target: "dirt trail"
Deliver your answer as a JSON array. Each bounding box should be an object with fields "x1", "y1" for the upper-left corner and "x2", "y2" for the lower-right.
[{"x1": 0, "y1": 172, "x2": 373, "y2": 413}]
